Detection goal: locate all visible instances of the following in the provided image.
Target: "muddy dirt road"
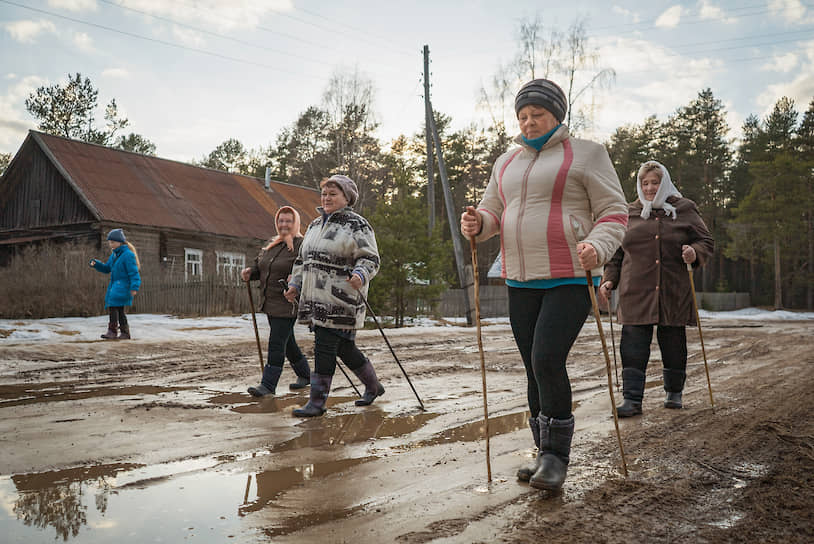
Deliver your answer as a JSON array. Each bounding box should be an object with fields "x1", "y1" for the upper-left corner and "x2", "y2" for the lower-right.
[{"x1": 1, "y1": 317, "x2": 812, "y2": 543}]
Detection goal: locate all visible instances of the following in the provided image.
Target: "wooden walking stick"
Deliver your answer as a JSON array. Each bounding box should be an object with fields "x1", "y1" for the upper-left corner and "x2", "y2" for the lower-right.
[
  {"x1": 585, "y1": 271, "x2": 628, "y2": 477},
  {"x1": 608, "y1": 302, "x2": 620, "y2": 390},
  {"x1": 245, "y1": 280, "x2": 265, "y2": 375},
  {"x1": 687, "y1": 263, "x2": 715, "y2": 412},
  {"x1": 470, "y1": 237, "x2": 492, "y2": 482}
]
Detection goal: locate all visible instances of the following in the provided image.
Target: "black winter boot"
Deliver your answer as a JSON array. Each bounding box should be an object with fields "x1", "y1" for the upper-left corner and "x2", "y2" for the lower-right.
[
  {"x1": 118, "y1": 323, "x2": 131, "y2": 340},
  {"x1": 616, "y1": 368, "x2": 646, "y2": 417},
  {"x1": 248, "y1": 365, "x2": 283, "y2": 397},
  {"x1": 351, "y1": 359, "x2": 385, "y2": 406},
  {"x1": 517, "y1": 417, "x2": 542, "y2": 482},
  {"x1": 101, "y1": 322, "x2": 118, "y2": 340},
  {"x1": 289, "y1": 357, "x2": 311, "y2": 390},
  {"x1": 292, "y1": 373, "x2": 333, "y2": 417},
  {"x1": 530, "y1": 414, "x2": 575, "y2": 492},
  {"x1": 663, "y1": 368, "x2": 685, "y2": 409}
]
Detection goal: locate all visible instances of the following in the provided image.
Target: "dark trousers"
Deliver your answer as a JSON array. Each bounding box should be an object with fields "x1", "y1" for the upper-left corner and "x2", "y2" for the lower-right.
[
  {"x1": 108, "y1": 306, "x2": 127, "y2": 328},
  {"x1": 508, "y1": 285, "x2": 591, "y2": 420},
  {"x1": 619, "y1": 324, "x2": 687, "y2": 374},
  {"x1": 313, "y1": 326, "x2": 367, "y2": 375},
  {"x1": 266, "y1": 316, "x2": 304, "y2": 369}
]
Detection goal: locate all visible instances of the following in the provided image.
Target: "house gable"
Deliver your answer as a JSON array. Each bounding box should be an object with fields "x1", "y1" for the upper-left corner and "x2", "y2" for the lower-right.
[{"x1": 0, "y1": 135, "x2": 95, "y2": 231}]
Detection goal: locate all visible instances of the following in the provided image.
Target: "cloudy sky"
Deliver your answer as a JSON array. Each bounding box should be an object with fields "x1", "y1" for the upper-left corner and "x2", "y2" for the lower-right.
[{"x1": 1, "y1": 0, "x2": 813, "y2": 163}]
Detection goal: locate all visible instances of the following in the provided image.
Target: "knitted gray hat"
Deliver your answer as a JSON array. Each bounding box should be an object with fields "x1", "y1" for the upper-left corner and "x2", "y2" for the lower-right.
[
  {"x1": 107, "y1": 228, "x2": 126, "y2": 243},
  {"x1": 514, "y1": 79, "x2": 568, "y2": 123},
  {"x1": 323, "y1": 175, "x2": 358, "y2": 207}
]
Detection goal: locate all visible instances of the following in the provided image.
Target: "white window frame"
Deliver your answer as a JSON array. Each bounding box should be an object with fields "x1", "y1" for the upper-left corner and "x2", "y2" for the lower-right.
[
  {"x1": 184, "y1": 248, "x2": 203, "y2": 282},
  {"x1": 216, "y1": 251, "x2": 245, "y2": 284}
]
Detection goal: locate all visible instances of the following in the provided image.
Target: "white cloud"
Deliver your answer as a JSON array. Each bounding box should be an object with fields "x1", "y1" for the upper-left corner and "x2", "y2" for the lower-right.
[
  {"x1": 655, "y1": 6, "x2": 683, "y2": 28},
  {"x1": 698, "y1": 1, "x2": 737, "y2": 24},
  {"x1": 0, "y1": 75, "x2": 47, "y2": 152},
  {"x1": 4, "y1": 20, "x2": 56, "y2": 43},
  {"x1": 586, "y1": 36, "x2": 716, "y2": 141},
  {"x1": 612, "y1": 6, "x2": 640, "y2": 23},
  {"x1": 757, "y1": 72, "x2": 814, "y2": 115},
  {"x1": 756, "y1": 42, "x2": 814, "y2": 113},
  {"x1": 72, "y1": 31, "x2": 94, "y2": 53},
  {"x1": 120, "y1": 0, "x2": 294, "y2": 32},
  {"x1": 171, "y1": 26, "x2": 206, "y2": 48},
  {"x1": 761, "y1": 52, "x2": 798, "y2": 72},
  {"x1": 768, "y1": 0, "x2": 810, "y2": 23},
  {"x1": 47, "y1": 0, "x2": 97, "y2": 11},
  {"x1": 102, "y1": 68, "x2": 131, "y2": 79}
]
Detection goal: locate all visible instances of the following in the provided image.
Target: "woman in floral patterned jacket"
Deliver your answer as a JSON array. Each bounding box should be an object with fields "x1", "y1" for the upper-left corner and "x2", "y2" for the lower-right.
[{"x1": 285, "y1": 175, "x2": 383, "y2": 417}]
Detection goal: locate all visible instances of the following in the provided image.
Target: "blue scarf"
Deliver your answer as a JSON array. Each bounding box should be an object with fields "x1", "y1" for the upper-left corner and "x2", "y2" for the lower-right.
[{"x1": 522, "y1": 124, "x2": 562, "y2": 151}]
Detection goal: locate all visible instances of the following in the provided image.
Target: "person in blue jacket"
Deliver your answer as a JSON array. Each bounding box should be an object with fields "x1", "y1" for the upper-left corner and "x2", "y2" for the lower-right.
[{"x1": 89, "y1": 228, "x2": 142, "y2": 339}]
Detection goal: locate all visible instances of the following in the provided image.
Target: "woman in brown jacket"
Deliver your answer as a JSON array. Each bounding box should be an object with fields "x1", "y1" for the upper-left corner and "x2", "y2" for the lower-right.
[
  {"x1": 241, "y1": 206, "x2": 311, "y2": 396},
  {"x1": 599, "y1": 160, "x2": 714, "y2": 416}
]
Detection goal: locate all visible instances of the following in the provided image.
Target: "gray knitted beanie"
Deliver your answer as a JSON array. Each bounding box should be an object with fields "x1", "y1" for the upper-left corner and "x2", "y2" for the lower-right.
[
  {"x1": 323, "y1": 175, "x2": 359, "y2": 207},
  {"x1": 514, "y1": 79, "x2": 568, "y2": 123}
]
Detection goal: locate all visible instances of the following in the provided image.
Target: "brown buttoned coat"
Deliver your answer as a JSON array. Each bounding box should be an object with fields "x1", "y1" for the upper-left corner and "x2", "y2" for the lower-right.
[
  {"x1": 602, "y1": 196, "x2": 714, "y2": 326},
  {"x1": 248, "y1": 237, "x2": 302, "y2": 317}
]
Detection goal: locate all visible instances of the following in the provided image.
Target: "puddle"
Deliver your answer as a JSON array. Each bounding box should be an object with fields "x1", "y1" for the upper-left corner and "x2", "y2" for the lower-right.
[
  {"x1": 269, "y1": 410, "x2": 439, "y2": 452},
  {"x1": 207, "y1": 392, "x2": 363, "y2": 414},
  {"x1": 417, "y1": 411, "x2": 529, "y2": 447},
  {"x1": 0, "y1": 383, "x2": 190, "y2": 408},
  {"x1": 0, "y1": 453, "x2": 375, "y2": 543}
]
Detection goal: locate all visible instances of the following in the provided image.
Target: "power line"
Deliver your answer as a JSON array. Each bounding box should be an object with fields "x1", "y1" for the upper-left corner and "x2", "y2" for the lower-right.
[
  {"x1": 98, "y1": 0, "x2": 335, "y2": 68},
  {"x1": 0, "y1": 0, "x2": 325, "y2": 79},
  {"x1": 169, "y1": 0, "x2": 414, "y2": 60}
]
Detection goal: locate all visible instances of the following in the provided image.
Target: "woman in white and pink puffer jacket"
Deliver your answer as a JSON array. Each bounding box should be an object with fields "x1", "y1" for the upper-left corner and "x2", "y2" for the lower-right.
[{"x1": 461, "y1": 78, "x2": 627, "y2": 493}]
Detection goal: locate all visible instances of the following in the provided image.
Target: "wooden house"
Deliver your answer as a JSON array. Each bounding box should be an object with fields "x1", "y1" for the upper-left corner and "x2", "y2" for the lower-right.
[{"x1": 0, "y1": 130, "x2": 321, "y2": 280}]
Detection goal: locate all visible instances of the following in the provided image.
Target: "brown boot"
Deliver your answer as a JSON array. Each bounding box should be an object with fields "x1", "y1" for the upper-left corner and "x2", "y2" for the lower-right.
[{"x1": 101, "y1": 322, "x2": 118, "y2": 339}]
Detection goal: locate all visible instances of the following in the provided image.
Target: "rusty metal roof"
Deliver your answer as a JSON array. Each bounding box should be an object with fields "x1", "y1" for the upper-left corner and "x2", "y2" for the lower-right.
[{"x1": 31, "y1": 131, "x2": 321, "y2": 239}]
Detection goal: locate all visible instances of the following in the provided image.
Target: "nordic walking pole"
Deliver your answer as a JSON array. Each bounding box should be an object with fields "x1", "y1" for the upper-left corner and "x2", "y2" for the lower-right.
[
  {"x1": 356, "y1": 288, "x2": 425, "y2": 411},
  {"x1": 336, "y1": 360, "x2": 362, "y2": 398},
  {"x1": 585, "y1": 271, "x2": 628, "y2": 477},
  {"x1": 470, "y1": 237, "x2": 492, "y2": 482},
  {"x1": 245, "y1": 280, "x2": 264, "y2": 376},
  {"x1": 687, "y1": 263, "x2": 715, "y2": 412}
]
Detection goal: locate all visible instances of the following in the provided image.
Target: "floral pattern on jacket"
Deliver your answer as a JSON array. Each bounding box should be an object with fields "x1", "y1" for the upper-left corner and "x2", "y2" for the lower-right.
[{"x1": 290, "y1": 207, "x2": 380, "y2": 330}]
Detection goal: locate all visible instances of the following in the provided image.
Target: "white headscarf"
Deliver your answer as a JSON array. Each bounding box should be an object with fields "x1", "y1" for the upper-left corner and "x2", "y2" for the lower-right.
[{"x1": 636, "y1": 160, "x2": 682, "y2": 220}]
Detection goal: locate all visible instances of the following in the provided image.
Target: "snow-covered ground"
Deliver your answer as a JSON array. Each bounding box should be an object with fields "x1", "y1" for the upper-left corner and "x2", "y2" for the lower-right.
[{"x1": 0, "y1": 309, "x2": 812, "y2": 345}]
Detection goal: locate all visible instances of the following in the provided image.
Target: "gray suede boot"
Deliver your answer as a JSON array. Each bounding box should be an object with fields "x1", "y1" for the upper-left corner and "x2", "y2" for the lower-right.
[
  {"x1": 351, "y1": 359, "x2": 385, "y2": 407},
  {"x1": 663, "y1": 368, "x2": 686, "y2": 409},
  {"x1": 517, "y1": 417, "x2": 542, "y2": 482},
  {"x1": 616, "y1": 368, "x2": 646, "y2": 417},
  {"x1": 248, "y1": 365, "x2": 283, "y2": 397},
  {"x1": 289, "y1": 357, "x2": 311, "y2": 390},
  {"x1": 292, "y1": 373, "x2": 333, "y2": 417},
  {"x1": 530, "y1": 414, "x2": 575, "y2": 492}
]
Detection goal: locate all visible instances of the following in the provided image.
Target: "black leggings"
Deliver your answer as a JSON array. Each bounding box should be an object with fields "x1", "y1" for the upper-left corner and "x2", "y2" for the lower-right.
[
  {"x1": 619, "y1": 324, "x2": 687, "y2": 374},
  {"x1": 508, "y1": 285, "x2": 591, "y2": 420},
  {"x1": 108, "y1": 306, "x2": 127, "y2": 328},
  {"x1": 313, "y1": 326, "x2": 368, "y2": 375}
]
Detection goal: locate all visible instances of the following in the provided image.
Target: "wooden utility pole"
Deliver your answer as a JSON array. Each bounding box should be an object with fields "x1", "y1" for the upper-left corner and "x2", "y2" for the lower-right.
[
  {"x1": 423, "y1": 45, "x2": 435, "y2": 234},
  {"x1": 423, "y1": 45, "x2": 474, "y2": 325}
]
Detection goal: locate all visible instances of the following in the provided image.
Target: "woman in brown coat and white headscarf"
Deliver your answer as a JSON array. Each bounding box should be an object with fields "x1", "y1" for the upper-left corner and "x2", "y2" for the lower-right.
[
  {"x1": 599, "y1": 160, "x2": 714, "y2": 417},
  {"x1": 241, "y1": 206, "x2": 311, "y2": 396}
]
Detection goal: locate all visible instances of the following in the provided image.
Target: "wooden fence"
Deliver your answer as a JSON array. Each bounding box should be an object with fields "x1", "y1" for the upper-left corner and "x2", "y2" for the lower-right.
[{"x1": 132, "y1": 278, "x2": 256, "y2": 316}]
